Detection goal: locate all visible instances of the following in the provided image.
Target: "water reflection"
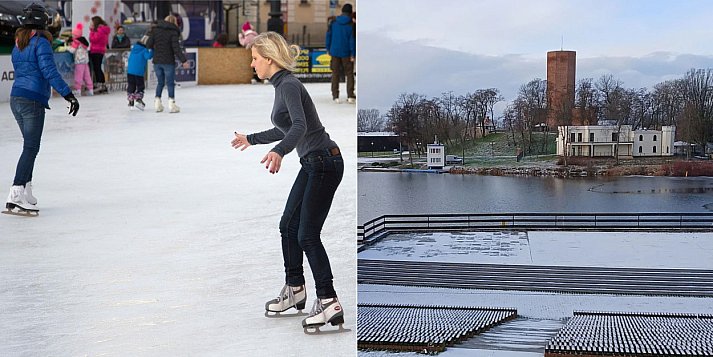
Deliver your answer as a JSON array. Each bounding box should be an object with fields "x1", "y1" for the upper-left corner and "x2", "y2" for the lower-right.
[{"x1": 358, "y1": 172, "x2": 713, "y2": 221}]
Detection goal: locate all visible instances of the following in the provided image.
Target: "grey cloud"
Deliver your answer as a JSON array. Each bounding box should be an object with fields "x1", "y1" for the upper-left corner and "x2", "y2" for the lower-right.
[{"x1": 359, "y1": 33, "x2": 713, "y2": 115}]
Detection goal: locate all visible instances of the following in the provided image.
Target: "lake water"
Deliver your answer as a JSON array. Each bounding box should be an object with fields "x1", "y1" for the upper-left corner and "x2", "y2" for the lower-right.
[{"x1": 358, "y1": 172, "x2": 713, "y2": 222}]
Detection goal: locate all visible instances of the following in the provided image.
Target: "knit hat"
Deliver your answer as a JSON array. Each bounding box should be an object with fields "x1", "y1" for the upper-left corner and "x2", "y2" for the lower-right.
[
  {"x1": 73, "y1": 22, "x2": 83, "y2": 38},
  {"x1": 77, "y1": 36, "x2": 89, "y2": 47},
  {"x1": 242, "y1": 21, "x2": 252, "y2": 32},
  {"x1": 341, "y1": 3, "x2": 353, "y2": 14}
]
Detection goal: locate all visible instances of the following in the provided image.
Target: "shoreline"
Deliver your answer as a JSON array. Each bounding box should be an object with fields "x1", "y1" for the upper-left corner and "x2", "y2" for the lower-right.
[{"x1": 360, "y1": 162, "x2": 713, "y2": 178}]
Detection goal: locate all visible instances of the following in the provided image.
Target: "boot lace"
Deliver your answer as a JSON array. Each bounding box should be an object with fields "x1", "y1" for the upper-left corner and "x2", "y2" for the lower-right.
[
  {"x1": 276, "y1": 284, "x2": 295, "y2": 305},
  {"x1": 307, "y1": 299, "x2": 324, "y2": 318}
]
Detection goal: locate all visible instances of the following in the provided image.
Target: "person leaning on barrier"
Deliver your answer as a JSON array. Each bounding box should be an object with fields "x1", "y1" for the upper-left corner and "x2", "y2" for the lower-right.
[{"x1": 111, "y1": 25, "x2": 131, "y2": 49}]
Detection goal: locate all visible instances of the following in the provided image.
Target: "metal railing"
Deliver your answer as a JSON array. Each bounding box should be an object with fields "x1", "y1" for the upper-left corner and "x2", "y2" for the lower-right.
[{"x1": 358, "y1": 212, "x2": 713, "y2": 244}]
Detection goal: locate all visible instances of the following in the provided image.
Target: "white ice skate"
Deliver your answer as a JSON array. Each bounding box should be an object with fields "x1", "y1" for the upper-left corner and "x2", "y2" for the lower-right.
[
  {"x1": 168, "y1": 98, "x2": 180, "y2": 113},
  {"x1": 264, "y1": 284, "x2": 306, "y2": 317},
  {"x1": 134, "y1": 99, "x2": 145, "y2": 111},
  {"x1": 3, "y1": 185, "x2": 39, "y2": 217},
  {"x1": 347, "y1": 97, "x2": 356, "y2": 104},
  {"x1": 155, "y1": 97, "x2": 164, "y2": 112},
  {"x1": 302, "y1": 297, "x2": 345, "y2": 334},
  {"x1": 333, "y1": 98, "x2": 341, "y2": 104},
  {"x1": 24, "y1": 181, "x2": 37, "y2": 205}
]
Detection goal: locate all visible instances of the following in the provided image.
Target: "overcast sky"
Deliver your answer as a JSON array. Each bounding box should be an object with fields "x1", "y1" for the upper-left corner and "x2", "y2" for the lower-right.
[{"x1": 356, "y1": 0, "x2": 713, "y2": 115}]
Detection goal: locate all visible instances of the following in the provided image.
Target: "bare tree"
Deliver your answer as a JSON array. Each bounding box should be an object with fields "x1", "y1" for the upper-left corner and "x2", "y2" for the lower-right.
[
  {"x1": 387, "y1": 93, "x2": 425, "y2": 167},
  {"x1": 357, "y1": 108, "x2": 384, "y2": 132},
  {"x1": 681, "y1": 69, "x2": 713, "y2": 153},
  {"x1": 575, "y1": 78, "x2": 599, "y2": 125}
]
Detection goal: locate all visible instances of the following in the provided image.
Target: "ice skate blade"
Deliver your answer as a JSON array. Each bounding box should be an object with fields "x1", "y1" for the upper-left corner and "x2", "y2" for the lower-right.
[
  {"x1": 303, "y1": 324, "x2": 350, "y2": 335},
  {"x1": 2, "y1": 208, "x2": 39, "y2": 217},
  {"x1": 264, "y1": 310, "x2": 306, "y2": 318}
]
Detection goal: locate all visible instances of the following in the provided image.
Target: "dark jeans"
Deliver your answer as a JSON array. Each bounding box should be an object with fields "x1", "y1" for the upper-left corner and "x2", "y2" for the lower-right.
[
  {"x1": 330, "y1": 56, "x2": 355, "y2": 99},
  {"x1": 154, "y1": 63, "x2": 176, "y2": 98},
  {"x1": 10, "y1": 97, "x2": 45, "y2": 186},
  {"x1": 281, "y1": 147, "x2": 344, "y2": 299},
  {"x1": 127, "y1": 74, "x2": 145, "y2": 100},
  {"x1": 89, "y1": 53, "x2": 105, "y2": 84}
]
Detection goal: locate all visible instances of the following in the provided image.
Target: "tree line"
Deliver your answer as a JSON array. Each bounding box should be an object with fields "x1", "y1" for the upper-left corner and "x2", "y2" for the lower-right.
[
  {"x1": 359, "y1": 68, "x2": 713, "y2": 158},
  {"x1": 358, "y1": 89, "x2": 503, "y2": 164}
]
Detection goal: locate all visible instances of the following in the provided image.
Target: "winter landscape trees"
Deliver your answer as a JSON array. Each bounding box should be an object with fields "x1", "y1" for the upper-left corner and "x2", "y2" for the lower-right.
[{"x1": 360, "y1": 68, "x2": 713, "y2": 159}]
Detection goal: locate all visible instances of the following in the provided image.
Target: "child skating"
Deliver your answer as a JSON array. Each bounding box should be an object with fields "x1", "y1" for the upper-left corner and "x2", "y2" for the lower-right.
[
  {"x1": 127, "y1": 35, "x2": 153, "y2": 110},
  {"x1": 67, "y1": 23, "x2": 93, "y2": 96}
]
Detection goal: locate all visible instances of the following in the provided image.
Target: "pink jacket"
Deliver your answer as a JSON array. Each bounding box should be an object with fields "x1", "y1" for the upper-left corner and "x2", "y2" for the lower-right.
[
  {"x1": 239, "y1": 30, "x2": 257, "y2": 49},
  {"x1": 89, "y1": 25, "x2": 111, "y2": 54}
]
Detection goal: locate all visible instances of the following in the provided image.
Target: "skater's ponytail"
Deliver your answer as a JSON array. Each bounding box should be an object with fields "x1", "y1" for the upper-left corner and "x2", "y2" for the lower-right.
[{"x1": 252, "y1": 32, "x2": 300, "y2": 72}]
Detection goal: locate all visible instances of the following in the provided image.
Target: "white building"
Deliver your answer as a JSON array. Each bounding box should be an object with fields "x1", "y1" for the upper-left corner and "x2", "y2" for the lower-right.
[
  {"x1": 426, "y1": 143, "x2": 445, "y2": 169},
  {"x1": 556, "y1": 125, "x2": 675, "y2": 158}
]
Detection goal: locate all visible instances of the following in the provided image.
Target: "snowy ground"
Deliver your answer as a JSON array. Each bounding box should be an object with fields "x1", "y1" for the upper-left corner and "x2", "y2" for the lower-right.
[
  {"x1": 0, "y1": 83, "x2": 357, "y2": 356},
  {"x1": 358, "y1": 230, "x2": 713, "y2": 356},
  {"x1": 359, "y1": 285, "x2": 713, "y2": 320},
  {"x1": 359, "y1": 231, "x2": 713, "y2": 269}
]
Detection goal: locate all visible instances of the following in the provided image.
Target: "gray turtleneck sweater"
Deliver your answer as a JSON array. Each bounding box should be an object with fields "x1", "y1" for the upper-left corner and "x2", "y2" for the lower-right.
[{"x1": 246, "y1": 70, "x2": 336, "y2": 158}]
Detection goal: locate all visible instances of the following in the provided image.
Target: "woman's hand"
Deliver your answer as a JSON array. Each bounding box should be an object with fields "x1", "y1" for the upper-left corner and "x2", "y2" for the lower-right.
[
  {"x1": 231, "y1": 132, "x2": 251, "y2": 151},
  {"x1": 261, "y1": 151, "x2": 283, "y2": 174}
]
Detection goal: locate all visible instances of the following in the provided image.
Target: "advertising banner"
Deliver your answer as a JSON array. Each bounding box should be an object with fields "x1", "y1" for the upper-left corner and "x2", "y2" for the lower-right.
[
  {"x1": 0, "y1": 55, "x2": 14, "y2": 102},
  {"x1": 293, "y1": 48, "x2": 331, "y2": 82}
]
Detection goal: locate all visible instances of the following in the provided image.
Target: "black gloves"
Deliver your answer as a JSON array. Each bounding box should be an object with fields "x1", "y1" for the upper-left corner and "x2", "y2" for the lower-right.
[{"x1": 63, "y1": 93, "x2": 79, "y2": 116}]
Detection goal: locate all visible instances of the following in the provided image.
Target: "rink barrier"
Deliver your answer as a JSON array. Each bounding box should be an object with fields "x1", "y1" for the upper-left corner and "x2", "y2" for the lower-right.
[
  {"x1": 357, "y1": 303, "x2": 517, "y2": 354},
  {"x1": 545, "y1": 311, "x2": 713, "y2": 356},
  {"x1": 357, "y1": 212, "x2": 713, "y2": 246}
]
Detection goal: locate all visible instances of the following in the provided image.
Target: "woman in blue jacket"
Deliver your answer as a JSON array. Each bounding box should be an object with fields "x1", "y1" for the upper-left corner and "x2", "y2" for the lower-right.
[{"x1": 4, "y1": 3, "x2": 79, "y2": 216}]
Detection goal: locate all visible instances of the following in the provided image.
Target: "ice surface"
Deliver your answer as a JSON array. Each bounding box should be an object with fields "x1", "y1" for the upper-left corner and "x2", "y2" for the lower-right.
[
  {"x1": 359, "y1": 231, "x2": 713, "y2": 269},
  {"x1": 0, "y1": 83, "x2": 356, "y2": 356}
]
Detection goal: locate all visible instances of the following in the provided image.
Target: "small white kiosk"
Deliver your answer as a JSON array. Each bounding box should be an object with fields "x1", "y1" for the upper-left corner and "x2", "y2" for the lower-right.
[{"x1": 426, "y1": 139, "x2": 445, "y2": 169}]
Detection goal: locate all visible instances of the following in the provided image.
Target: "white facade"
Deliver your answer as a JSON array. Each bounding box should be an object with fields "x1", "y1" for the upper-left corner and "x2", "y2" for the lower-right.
[
  {"x1": 556, "y1": 125, "x2": 675, "y2": 158},
  {"x1": 426, "y1": 144, "x2": 445, "y2": 169}
]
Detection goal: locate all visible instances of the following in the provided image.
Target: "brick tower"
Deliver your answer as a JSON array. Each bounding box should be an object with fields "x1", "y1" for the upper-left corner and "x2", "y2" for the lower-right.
[{"x1": 546, "y1": 50, "x2": 576, "y2": 128}]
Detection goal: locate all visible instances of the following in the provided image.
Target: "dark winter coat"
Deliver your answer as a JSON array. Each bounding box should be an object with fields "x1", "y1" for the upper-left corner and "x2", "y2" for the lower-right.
[
  {"x1": 146, "y1": 20, "x2": 186, "y2": 65},
  {"x1": 11, "y1": 34, "x2": 71, "y2": 108},
  {"x1": 325, "y1": 14, "x2": 355, "y2": 58},
  {"x1": 111, "y1": 34, "x2": 131, "y2": 49}
]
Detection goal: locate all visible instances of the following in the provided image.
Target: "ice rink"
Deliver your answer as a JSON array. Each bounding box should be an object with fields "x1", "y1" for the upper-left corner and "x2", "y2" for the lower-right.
[{"x1": 0, "y1": 83, "x2": 357, "y2": 356}]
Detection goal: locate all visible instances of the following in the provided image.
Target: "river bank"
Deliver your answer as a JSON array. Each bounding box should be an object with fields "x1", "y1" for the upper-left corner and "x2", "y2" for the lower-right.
[{"x1": 360, "y1": 157, "x2": 713, "y2": 178}]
